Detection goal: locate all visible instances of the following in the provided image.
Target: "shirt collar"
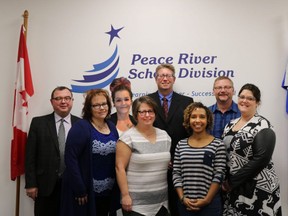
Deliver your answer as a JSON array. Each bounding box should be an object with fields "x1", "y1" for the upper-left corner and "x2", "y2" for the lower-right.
[
  {"x1": 230, "y1": 101, "x2": 239, "y2": 112},
  {"x1": 211, "y1": 100, "x2": 238, "y2": 113},
  {"x1": 158, "y1": 91, "x2": 173, "y2": 102},
  {"x1": 54, "y1": 113, "x2": 71, "y2": 123}
]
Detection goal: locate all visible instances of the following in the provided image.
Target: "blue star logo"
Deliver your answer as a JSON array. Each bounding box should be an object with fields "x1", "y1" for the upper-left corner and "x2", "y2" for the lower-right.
[
  {"x1": 106, "y1": 25, "x2": 124, "y2": 45},
  {"x1": 70, "y1": 25, "x2": 124, "y2": 93}
]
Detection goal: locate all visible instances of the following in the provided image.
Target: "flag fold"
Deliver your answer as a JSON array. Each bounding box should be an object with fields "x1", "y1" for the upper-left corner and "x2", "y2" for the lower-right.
[{"x1": 11, "y1": 25, "x2": 34, "y2": 181}]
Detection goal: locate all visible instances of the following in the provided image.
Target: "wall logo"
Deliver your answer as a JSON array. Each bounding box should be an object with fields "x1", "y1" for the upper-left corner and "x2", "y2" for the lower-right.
[{"x1": 71, "y1": 25, "x2": 124, "y2": 93}]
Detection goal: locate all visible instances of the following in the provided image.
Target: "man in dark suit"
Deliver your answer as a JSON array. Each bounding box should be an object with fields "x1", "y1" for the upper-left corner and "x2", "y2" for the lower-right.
[
  {"x1": 25, "y1": 86, "x2": 80, "y2": 216},
  {"x1": 147, "y1": 64, "x2": 194, "y2": 216}
]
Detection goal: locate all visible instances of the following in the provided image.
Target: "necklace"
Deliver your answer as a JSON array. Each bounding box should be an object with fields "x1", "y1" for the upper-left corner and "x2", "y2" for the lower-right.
[
  {"x1": 117, "y1": 119, "x2": 133, "y2": 130},
  {"x1": 126, "y1": 123, "x2": 133, "y2": 129},
  {"x1": 91, "y1": 121, "x2": 108, "y2": 130}
]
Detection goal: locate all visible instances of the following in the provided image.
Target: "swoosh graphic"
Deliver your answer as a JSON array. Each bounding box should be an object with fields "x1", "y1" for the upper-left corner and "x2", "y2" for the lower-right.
[
  {"x1": 71, "y1": 68, "x2": 119, "y2": 93},
  {"x1": 86, "y1": 46, "x2": 118, "y2": 71},
  {"x1": 73, "y1": 57, "x2": 119, "y2": 83},
  {"x1": 71, "y1": 46, "x2": 119, "y2": 93}
]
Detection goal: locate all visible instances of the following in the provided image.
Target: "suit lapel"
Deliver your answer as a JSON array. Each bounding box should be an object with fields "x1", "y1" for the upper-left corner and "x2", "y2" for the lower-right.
[
  {"x1": 151, "y1": 92, "x2": 166, "y2": 121},
  {"x1": 71, "y1": 115, "x2": 79, "y2": 124},
  {"x1": 47, "y1": 113, "x2": 59, "y2": 152},
  {"x1": 45, "y1": 114, "x2": 79, "y2": 154},
  {"x1": 167, "y1": 92, "x2": 181, "y2": 122}
]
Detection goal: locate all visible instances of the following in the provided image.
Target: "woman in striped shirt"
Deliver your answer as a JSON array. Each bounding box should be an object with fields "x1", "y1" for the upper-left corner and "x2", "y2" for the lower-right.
[
  {"x1": 173, "y1": 102, "x2": 226, "y2": 216},
  {"x1": 116, "y1": 96, "x2": 171, "y2": 216}
]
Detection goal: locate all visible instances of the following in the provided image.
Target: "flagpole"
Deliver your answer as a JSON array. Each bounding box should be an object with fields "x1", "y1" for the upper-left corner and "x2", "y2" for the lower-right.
[
  {"x1": 15, "y1": 175, "x2": 20, "y2": 216},
  {"x1": 14, "y1": 10, "x2": 29, "y2": 216},
  {"x1": 23, "y1": 10, "x2": 29, "y2": 38}
]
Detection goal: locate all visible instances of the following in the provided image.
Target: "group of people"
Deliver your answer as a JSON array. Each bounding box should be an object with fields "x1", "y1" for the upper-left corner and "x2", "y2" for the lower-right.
[{"x1": 24, "y1": 63, "x2": 282, "y2": 216}]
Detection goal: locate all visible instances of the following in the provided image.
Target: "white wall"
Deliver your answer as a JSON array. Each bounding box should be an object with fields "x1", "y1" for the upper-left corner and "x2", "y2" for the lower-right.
[{"x1": 1, "y1": 0, "x2": 288, "y2": 215}]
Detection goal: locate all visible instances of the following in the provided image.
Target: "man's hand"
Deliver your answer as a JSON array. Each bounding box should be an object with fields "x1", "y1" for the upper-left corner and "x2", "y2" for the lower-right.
[{"x1": 26, "y1": 188, "x2": 38, "y2": 201}]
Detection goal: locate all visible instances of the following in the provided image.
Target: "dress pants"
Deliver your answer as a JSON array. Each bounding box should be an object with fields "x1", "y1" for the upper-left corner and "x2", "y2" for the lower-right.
[
  {"x1": 177, "y1": 193, "x2": 222, "y2": 216},
  {"x1": 34, "y1": 178, "x2": 61, "y2": 216},
  {"x1": 168, "y1": 169, "x2": 179, "y2": 216}
]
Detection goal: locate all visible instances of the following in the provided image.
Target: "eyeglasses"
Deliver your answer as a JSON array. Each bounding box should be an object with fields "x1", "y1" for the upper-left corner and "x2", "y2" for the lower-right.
[
  {"x1": 214, "y1": 86, "x2": 233, "y2": 91},
  {"x1": 156, "y1": 74, "x2": 174, "y2": 79},
  {"x1": 238, "y1": 95, "x2": 256, "y2": 102},
  {"x1": 91, "y1": 103, "x2": 108, "y2": 110},
  {"x1": 52, "y1": 96, "x2": 73, "y2": 102},
  {"x1": 115, "y1": 98, "x2": 131, "y2": 103},
  {"x1": 137, "y1": 110, "x2": 155, "y2": 117}
]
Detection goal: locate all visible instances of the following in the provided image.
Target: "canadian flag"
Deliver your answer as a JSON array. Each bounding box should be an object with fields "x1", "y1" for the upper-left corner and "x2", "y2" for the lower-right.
[{"x1": 11, "y1": 25, "x2": 34, "y2": 180}]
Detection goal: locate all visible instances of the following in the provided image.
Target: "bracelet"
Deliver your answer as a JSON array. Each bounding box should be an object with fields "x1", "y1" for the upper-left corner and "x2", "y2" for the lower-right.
[{"x1": 181, "y1": 195, "x2": 185, "y2": 204}]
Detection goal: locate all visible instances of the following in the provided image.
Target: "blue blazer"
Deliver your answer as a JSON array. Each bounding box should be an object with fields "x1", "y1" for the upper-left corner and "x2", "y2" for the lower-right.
[{"x1": 60, "y1": 119, "x2": 120, "y2": 216}]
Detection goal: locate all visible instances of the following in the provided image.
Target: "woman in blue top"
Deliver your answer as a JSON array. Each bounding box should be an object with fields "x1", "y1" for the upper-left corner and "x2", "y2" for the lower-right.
[{"x1": 61, "y1": 89, "x2": 120, "y2": 216}]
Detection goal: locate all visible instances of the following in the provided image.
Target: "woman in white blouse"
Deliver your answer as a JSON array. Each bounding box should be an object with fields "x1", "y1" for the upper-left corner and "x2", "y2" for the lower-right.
[{"x1": 116, "y1": 96, "x2": 171, "y2": 216}]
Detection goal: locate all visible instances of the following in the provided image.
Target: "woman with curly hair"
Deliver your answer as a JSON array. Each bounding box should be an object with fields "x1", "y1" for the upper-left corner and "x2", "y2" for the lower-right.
[{"x1": 173, "y1": 102, "x2": 226, "y2": 216}]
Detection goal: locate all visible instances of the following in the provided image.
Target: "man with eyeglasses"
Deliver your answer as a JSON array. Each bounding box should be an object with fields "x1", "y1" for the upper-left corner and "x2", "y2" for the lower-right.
[
  {"x1": 25, "y1": 86, "x2": 80, "y2": 216},
  {"x1": 209, "y1": 76, "x2": 241, "y2": 139},
  {"x1": 148, "y1": 64, "x2": 194, "y2": 216}
]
